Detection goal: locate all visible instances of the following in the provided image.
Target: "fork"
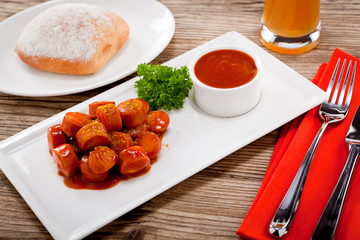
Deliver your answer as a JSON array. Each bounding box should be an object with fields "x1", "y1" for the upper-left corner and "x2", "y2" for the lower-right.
[{"x1": 268, "y1": 58, "x2": 357, "y2": 238}]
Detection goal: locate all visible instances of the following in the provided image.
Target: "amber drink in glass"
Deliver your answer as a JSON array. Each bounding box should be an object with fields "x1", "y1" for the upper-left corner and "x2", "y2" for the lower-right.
[{"x1": 259, "y1": 0, "x2": 321, "y2": 54}]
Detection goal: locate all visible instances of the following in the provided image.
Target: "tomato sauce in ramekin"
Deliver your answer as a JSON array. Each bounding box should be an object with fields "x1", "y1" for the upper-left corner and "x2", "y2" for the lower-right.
[{"x1": 194, "y1": 49, "x2": 258, "y2": 89}]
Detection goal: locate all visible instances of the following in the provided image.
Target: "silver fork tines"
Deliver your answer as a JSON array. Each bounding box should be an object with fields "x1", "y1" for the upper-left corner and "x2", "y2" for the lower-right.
[
  {"x1": 330, "y1": 59, "x2": 357, "y2": 106},
  {"x1": 327, "y1": 58, "x2": 344, "y2": 103},
  {"x1": 343, "y1": 61, "x2": 357, "y2": 107},
  {"x1": 269, "y1": 58, "x2": 357, "y2": 238}
]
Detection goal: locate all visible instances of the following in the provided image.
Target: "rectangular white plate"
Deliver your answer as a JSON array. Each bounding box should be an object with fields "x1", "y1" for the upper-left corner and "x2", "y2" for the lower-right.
[{"x1": 0, "y1": 31, "x2": 326, "y2": 240}]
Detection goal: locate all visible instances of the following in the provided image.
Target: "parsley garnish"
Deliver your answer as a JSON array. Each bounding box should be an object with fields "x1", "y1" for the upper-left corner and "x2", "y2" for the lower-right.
[{"x1": 134, "y1": 63, "x2": 193, "y2": 111}]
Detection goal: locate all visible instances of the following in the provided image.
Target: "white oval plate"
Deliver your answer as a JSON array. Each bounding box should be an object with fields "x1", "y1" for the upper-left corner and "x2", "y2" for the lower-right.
[{"x1": 0, "y1": 0, "x2": 175, "y2": 97}]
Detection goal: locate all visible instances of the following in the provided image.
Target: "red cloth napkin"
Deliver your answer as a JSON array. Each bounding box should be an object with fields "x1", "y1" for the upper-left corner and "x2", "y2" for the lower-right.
[{"x1": 237, "y1": 49, "x2": 360, "y2": 240}]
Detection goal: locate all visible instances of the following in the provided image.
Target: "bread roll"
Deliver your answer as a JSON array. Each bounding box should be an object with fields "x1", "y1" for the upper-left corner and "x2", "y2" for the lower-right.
[{"x1": 15, "y1": 3, "x2": 129, "y2": 75}]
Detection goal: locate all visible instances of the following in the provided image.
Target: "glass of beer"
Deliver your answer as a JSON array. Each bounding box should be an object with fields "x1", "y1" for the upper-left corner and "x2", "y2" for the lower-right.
[{"x1": 259, "y1": 0, "x2": 321, "y2": 54}]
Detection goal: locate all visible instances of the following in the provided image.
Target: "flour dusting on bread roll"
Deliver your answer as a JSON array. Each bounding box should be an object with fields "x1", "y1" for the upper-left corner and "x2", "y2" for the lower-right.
[{"x1": 15, "y1": 3, "x2": 129, "y2": 75}]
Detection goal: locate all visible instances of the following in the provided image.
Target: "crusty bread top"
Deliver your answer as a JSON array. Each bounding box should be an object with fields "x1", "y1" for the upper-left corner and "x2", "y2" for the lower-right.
[{"x1": 15, "y1": 3, "x2": 121, "y2": 63}]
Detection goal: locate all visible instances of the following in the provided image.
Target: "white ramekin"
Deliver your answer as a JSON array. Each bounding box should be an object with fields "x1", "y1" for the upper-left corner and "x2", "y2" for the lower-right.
[{"x1": 189, "y1": 45, "x2": 263, "y2": 117}]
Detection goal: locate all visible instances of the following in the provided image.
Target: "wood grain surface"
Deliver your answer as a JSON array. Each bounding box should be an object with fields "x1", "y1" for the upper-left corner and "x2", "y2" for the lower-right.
[{"x1": 0, "y1": 0, "x2": 359, "y2": 239}]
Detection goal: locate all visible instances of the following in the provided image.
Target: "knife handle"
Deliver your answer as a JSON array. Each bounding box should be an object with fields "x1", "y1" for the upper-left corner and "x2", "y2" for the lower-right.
[{"x1": 311, "y1": 144, "x2": 360, "y2": 240}]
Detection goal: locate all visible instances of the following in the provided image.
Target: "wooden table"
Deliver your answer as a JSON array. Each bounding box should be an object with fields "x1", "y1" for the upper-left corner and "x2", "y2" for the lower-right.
[{"x1": 1, "y1": 0, "x2": 359, "y2": 239}]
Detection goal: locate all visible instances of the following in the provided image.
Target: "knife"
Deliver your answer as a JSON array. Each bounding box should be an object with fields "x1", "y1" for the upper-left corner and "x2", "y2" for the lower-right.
[{"x1": 311, "y1": 105, "x2": 360, "y2": 240}]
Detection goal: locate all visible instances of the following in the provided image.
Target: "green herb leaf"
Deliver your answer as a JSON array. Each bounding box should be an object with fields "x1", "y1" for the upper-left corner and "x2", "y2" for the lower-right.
[{"x1": 134, "y1": 63, "x2": 193, "y2": 111}]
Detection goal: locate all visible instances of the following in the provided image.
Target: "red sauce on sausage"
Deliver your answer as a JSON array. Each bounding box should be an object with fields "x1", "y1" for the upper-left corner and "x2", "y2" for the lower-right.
[
  {"x1": 61, "y1": 132, "x2": 164, "y2": 190},
  {"x1": 194, "y1": 49, "x2": 257, "y2": 89},
  {"x1": 51, "y1": 98, "x2": 169, "y2": 191},
  {"x1": 62, "y1": 164, "x2": 152, "y2": 190}
]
